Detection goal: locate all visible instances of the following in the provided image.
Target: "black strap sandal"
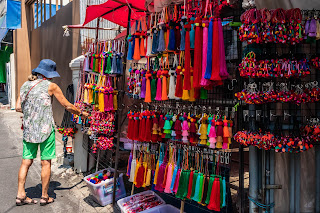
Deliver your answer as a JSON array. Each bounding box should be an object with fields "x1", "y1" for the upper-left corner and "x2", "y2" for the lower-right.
[
  {"x1": 16, "y1": 196, "x2": 38, "y2": 206},
  {"x1": 40, "y1": 196, "x2": 54, "y2": 206}
]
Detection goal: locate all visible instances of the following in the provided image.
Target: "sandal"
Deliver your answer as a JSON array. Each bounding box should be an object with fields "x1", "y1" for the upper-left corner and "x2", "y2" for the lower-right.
[
  {"x1": 40, "y1": 196, "x2": 54, "y2": 206},
  {"x1": 16, "y1": 196, "x2": 38, "y2": 206}
]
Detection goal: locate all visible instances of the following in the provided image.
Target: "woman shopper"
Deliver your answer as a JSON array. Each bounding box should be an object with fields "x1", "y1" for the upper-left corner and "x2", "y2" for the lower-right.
[{"x1": 15, "y1": 59, "x2": 88, "y2": 206}]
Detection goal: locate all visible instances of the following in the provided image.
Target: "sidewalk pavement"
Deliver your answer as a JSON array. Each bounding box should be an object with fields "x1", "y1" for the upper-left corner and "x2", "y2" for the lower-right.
[{"x1": 0, "y1": 109, "x2": 115, "y2": 213}]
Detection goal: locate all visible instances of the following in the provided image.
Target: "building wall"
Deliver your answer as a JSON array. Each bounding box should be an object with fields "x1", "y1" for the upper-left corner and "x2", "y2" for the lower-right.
[
  {"x1": 14, "y1": 0, "x2": 81, "y2": 125},
  {"x1": 13, "y1": 0, "x2": 31, "y2": 103}
]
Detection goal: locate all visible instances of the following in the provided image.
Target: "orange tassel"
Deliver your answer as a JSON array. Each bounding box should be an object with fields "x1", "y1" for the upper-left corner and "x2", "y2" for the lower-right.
[
  {"x1": 133, "y1": 32, "x2": 141, "y2": 60},
  {"x1": 140, "y1": 32, "x2": 146, "y2": 57},
  {"x1": 162, "y1": 70, "x2": 169, "y2": 100},
  {"x1": 145, "y1": 71, "x2": 152, "y2": 103},
  {"x1": 223, "y1": 117, "x2": 230, "y2": 138}
]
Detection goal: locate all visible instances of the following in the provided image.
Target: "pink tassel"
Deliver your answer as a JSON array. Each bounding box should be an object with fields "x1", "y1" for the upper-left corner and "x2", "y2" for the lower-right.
[
  {"x1": 104, "y1": 93, "x2": 109, "y2": 111},
  {"x1": 209, "y1": 137, "x2": 216, "y2": 148},
  {"x1": 109, "y1": 93, "x2": 114, "y2": 111},
  {"x1": 218, "y1": 18, "x2": 229, "y2": 79},
  {"x1": 164, "y1": 164, "x2": 173, "y2": 193},
  {"x1": 155, "y1": 71, "x2": 162, "y2": 101}
]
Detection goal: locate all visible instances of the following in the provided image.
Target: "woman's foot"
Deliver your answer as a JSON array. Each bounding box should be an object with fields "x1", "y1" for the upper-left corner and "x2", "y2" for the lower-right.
[
  {"x1": 16, "y1": 196, "x2": 38, "y2": 206},
  {"x1": 40, "y1": 196, "x2": 54, "y2": 206}
]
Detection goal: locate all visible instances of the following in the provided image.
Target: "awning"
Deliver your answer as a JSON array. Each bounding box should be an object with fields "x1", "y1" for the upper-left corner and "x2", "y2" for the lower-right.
[
  {"x1": 82, "y1": 0, "x2": 147, "y2": 28},
  {"x1": 0, "y1": 0, "x2": 21, "y2": 42}
]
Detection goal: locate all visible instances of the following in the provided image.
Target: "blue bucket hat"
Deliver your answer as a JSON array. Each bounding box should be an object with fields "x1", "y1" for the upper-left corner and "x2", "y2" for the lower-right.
[{"x1": 32, "y1": 59, "x2": 60, "y2": 78}]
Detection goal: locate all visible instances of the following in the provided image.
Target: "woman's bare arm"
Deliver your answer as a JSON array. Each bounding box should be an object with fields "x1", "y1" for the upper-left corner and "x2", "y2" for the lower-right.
[
  {"x1": 48, "y1": 83, "x2": 88, "y2": 117},
  {"x1": 16, "y1": 96, "x2": 22, "y2": 113}
]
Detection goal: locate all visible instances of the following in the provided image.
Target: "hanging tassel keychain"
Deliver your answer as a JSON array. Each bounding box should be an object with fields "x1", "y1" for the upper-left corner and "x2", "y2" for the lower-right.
[
  {"x1": 127, "y1": 146, "x2": 133, "y2": 177},
  {"x1": 145, "y1": 152, "x2": 152, "y2": 187},
  {"x1": 155, "y1": 145, "x2": 168, "y2": 192},
  {"x1": 171, "y1": 148, "x2": 180, "y2": 192},
  {"x1": 204, "y1": 17, "x2": 214, "y2": 80},
  {"x1": 151, "y1": 113, "x2": 159, "y2": 142},
  {"x1": 208, "y1": 159, "x2": 221, "y2": 211},
  {"x1": 135, "y1": 152, "x2": 146, "y2": 188},
  {"x1": 181, "y1": 113, "x2": 189, "y2": 144},
  {"x1": 83, "y1": 74, "x2": 90, "y2": 104},
  {"x1": 183, "y1": 22, "x2": 192, "y2": 91},
  {"x1": 127, "y1": 35, "x2": 134, "y2": 61},
  {"x1": 186, "y1": 151, "x2": 195, "y2": 200},
  {"x1": 193, "y1": 16, "x2": 203, "y2": 89},
  {"x1": 133, "y1": 31, "x2": 141, "y2": 61},
  {"x1": 222, "y1": 116, "x2": 230, "y2": 149},
  {"x1": 175, "y1": 65, "x2": 183, "y2": 98},
  {"x1": 153, "y1": 144, "x2": 163, "y2": 186},
  {"x1": 193, "y1": 152, "x2": 204, "y2": 203},
  {"x1": 210, "y1": 18, "x2": 222, "y2": 82},
  {"x1": 176, "y1": 148, "x2": 190, "y2": 199},
  {"x1": 98, "y1": 76, "x2": 105, "y2": 112},
  {"x1": 155, "y1": 69, "x2": 162, "y2": 101},
  {"x1": 161, "y1": 56, "x2": 169, "y2": 101},
  {"x1": 218, "y1": 18, "x2": 229, "y2": 79},
  {"x1": 227, "y1": 119, "x2": 233, "y2": 149},
  {"x1": 145, "y1": 60, "x2": 152, "y2": 102},
  {"x1": 208, "y1": 115, "x2": 217, "y2": 148},
  {"x1": 216, "y1": 117, "x2": 224, "y2": 148},
  {"x1": 157, "y1": 22, "x2": 166, "y2": 52},
  {"x1": 174, "y1": 114, "x2": 183, "y2": 142},
  {"x1": 133, "y1": 112, "x2": 140, "y2": 141},
  {"x1": 200, "y1": 156, "x2": 210, "y2": 206},
  {"x1": 140, "y1": 70, "x2": 146, "y2": 99},
  {"x1": 129, "y1": 144, "x2": 137, "y2": 182},
  {"x1": 164, "y1": 145, "x2": 174, "y2": 193},
  {"x1": 199, "y1": 114, "x2": 208, "y2": 145}
]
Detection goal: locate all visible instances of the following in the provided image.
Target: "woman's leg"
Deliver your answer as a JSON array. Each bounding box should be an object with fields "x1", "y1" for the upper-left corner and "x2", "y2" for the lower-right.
[
  {"x1": 40, "y1": 160, "x2": 52, "y2": 199},
  {"x1": 17, "y1": 159, "x2": 33, "y2": 198}
]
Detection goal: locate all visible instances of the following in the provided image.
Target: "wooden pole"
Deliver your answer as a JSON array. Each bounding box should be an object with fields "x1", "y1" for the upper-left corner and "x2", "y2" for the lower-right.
[
  {"x1": 180, "y1": 200, "x2": 185, "y2": 213},
  {"x1": 40, "y1": 0, "x2": 43, "y2": 23},
  {"x1": 56, "y1": 0, "x2": 58, "y2": 11},
  {"x1": 131, "y1": 183, "x2": 134, "y2": 195},
  {"x1": 49, "y1": 0, "x2": 52, "y2": 18},
  {"x1": 43, "y1": 0, "x2": 46, "y2": 22},
  {"x1": 36, "y1": 0, "x2": 39, "y2": 28},
  {"x1": 112, "y1": 6, "x2": 131, "y2": 207}
]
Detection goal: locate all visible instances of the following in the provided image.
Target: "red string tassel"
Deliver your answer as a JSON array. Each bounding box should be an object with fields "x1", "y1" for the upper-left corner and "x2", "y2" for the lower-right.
[
  {"x1": 186, "y1": 170, "x2": 194, "y2": 199},
  {"x1": 207, "y1": 177, "x2": 221, "y2": 211},
  {"x1": 193, "y1": 17, "x2": 202, "y2": 89},
  {"x1": 175, "y1": 66, "x2": 183, "y2": 98},
  {"x1": 145, "y1": 112, "x2": 152, "y2": 142},
  {"x1": 210, "y1": 19, "x2": 221, "y2": 81},
  {"x1": 133, "y1": 113, "x2": 140, "y2": 141}
]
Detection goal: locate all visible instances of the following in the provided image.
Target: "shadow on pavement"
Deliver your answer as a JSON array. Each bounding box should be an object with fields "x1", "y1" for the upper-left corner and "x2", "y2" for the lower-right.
[{"x1": 25, "y1": 181, "x2": 60, "y2": 199}]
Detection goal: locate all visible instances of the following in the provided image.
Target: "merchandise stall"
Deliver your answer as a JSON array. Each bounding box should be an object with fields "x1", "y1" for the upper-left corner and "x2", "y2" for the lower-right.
[{"x1": 64, "y1": 0, "x2": 320, "y2": 212}]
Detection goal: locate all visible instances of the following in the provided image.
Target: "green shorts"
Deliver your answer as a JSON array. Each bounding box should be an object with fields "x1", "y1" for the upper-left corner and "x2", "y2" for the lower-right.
[{"x1": 22, "y1": 130, "x2": 56, "y2": 160}]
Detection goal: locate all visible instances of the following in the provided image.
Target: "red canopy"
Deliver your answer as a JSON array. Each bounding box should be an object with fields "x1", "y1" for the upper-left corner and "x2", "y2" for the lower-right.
[{"x1": 83, "y1": 0, "x2": 147, "y2": 28}]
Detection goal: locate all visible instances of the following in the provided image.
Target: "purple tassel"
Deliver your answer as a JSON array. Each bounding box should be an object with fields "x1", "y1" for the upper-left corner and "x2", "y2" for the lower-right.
[
  {"x1": 127, "y1": 152, "x2": 133, "y2": 176},
  {"x1": 305, "y1": 20, "x2": 310, "y2": 39},
  {"x1": 218, "y1": 18, "x2": 229, "y2": 79},
  {"x1": 140, "y1": 77, "x2": 146, "y2": 98},
  {"x1": 309, "y1": 18, "x2": 317, "y2": 37}
]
